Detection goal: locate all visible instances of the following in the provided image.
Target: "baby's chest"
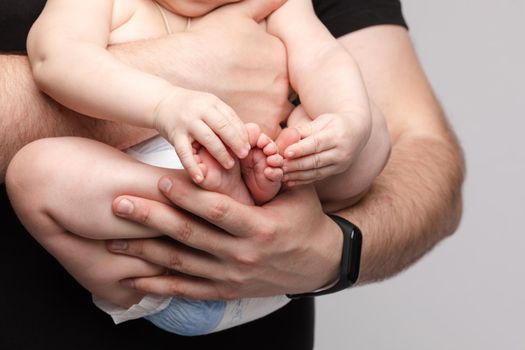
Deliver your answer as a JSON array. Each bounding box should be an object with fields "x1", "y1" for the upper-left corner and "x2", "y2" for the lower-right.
[{"x1": 109, "y1": 0, "x2": 187, "y2": 45}]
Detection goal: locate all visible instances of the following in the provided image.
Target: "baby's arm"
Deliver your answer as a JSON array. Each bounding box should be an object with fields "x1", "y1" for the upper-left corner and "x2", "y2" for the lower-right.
[
  {"x1": 285, "y1": 103, "x2": 390, "y2": 210},
  {"x1": 267, "y1": 0, "x2": 390, "y2": 203},
  {"x1": 27, "y1": 0, "x2": 250, "y2": 183}
]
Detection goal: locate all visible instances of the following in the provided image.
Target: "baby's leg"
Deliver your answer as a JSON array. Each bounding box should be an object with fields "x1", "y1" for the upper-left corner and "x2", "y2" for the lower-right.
[
  {"x1": 6, "y1": 137, "x2": 186, "y2": 307},
  {"x1": 240, "y1": 124, "x2": 284, "y2": 204},
  {"x1": 7, "y1": 137, "x2": 185, "y2": 240}
]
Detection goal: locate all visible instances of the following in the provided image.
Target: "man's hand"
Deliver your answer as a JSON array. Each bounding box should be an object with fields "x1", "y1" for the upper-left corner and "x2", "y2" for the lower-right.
[
  {"x1": 113, "y1": 0, "x2": 293, "y2": 139},
  {"x1": 105, "y1": 25, "x2": 464, "y2": 297},
  {"x1": 106, "y1": 175, "x2": 343, "y2": 299}
]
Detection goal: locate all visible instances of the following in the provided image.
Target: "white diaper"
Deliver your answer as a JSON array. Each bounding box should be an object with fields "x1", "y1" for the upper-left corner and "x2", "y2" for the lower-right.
[
  {"x1": 93, "y1": 135, "x2": 290, "y2": 335},
  {"x1": 125, "y1": 134, "x2": 183, "y2": 169}
]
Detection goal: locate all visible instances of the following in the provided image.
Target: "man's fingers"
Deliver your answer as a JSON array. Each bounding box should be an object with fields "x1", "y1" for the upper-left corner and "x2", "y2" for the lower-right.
[
  {"x1": 191, "y1": 121, "x2": 235, "y2": 169},
  {"x1": 173, "y1": 136, "x2": 204, "y2": 183},
  {"x1": 238, "y1": 0, "x2": 287, "y2": 22},
  {"x1": 111, "y1": 195, "x2": 236, "y2": 256},
  {"x1": 108, "y1": 238, "x2": 227, "y2": 280},
  {"x1": 122, "y1": 274, "x2": 230, "y2": 300},
  {"x1": 158, "y1": 175, "x2": 267, "y2": 238}
]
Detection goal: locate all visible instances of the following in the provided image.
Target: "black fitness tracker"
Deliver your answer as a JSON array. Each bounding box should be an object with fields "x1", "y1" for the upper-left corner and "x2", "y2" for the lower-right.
[{"x1": 287, "y1": 214, "x2": 362, "y2": 298}]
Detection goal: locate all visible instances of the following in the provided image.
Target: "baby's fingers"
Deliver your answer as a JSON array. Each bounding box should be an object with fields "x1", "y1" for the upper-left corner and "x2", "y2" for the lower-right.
[
  {"x1": 283, "y1": 165, "x2": 338, "y2": 186},
  {"x1": 191, "y1": 121, "x2": 235, "y2": 169},
  {"x1": 204, "y1": 104, "x2": 250, "y2": 159},
  {"x1": 283, "y1": 149, "x2": 337, "y2": 174},
  {"x1": 174, "y1": 135, "x2": 204, "y2": 183},
  {"x1": 283, "y1": 129, "x2": 334, "y2": 159}
]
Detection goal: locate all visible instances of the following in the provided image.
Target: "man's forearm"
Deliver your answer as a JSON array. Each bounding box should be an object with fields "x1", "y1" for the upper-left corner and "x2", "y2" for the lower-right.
[
  {"x1": 0, "y1": 54, "x2": 156, "y2": 182},
  {"x1": 335, "y1": 26, "x2": 465, "y2": 283},
  {"x1": 339, "y1": 130, "x2": 464, "y2": 283}
]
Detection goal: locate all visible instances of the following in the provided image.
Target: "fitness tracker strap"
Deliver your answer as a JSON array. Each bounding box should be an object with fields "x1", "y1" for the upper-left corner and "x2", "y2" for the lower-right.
[{"x1": 287, "y1": 214, "x2": 362, "y2": 298}]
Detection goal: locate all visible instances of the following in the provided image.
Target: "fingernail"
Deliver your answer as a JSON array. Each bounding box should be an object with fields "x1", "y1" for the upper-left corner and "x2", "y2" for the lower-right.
[
  {"x1": 226, "y1": 159, "x2": 235, "y2": 169},
  {"x1": 240, "y1": 147, "x2": 250, "y2": 158},
  {"x1": 286, "y1": 151, "x2": 295, "y2": 158},
  {"x1": 159, "y1": 177, "x2": 173, "y2": 192},
  {"x1": 120, "y1": 279, "x2": 135, "y2": 288},
  {"x1": 193, "y1": 174, "x2": 203, "y2": 183},
  {"x1": 116, "y1": 198, "x2": 134, "y2": 215},
  {"x1": 109, "y1": 239, "x2": 128, "y2": 251}
]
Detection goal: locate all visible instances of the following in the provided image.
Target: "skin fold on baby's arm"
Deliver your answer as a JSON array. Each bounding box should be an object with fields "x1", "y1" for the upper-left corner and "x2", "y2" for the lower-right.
[{"x1": 267, "y1": 0, "x2": 391, "y2": 206}]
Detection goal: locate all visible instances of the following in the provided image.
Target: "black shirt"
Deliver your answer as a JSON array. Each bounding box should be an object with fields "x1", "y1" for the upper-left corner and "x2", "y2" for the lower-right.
[{"x1": 0, "y1": 1, "x2": 406, "y2": 349}]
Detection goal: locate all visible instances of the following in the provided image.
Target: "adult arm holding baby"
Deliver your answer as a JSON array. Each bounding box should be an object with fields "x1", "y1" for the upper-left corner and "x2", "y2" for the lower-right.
[
  {"x1": 106, "y1": 4, "x2": 464, "y2": 298},
  {"x1": 1, "y1": 0, "x2": 463, "y2": 347}
]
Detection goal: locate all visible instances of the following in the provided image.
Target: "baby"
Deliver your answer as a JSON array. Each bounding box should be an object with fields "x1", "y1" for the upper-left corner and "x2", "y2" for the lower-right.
[{"x1": 9, "y1": 0, "x2": 390, "y2": 337}]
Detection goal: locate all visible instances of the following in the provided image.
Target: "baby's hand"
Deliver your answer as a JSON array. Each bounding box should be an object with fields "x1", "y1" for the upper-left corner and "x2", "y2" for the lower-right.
[
  {"x1": 154, "y1": 88, "x2": 251, "y2": 183},
  {"x1": 281, "y1": 106, "x2": 371, "y2": 186}
]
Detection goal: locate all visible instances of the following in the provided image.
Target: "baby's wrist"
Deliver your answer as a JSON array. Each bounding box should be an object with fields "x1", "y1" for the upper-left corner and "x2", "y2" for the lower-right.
[{"x1": 151, "y1": 87, "x2": 184, "y2": 132}]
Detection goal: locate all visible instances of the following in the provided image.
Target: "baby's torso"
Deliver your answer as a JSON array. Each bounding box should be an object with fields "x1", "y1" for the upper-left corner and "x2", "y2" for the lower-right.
[
  {"x1": 109, "y1": 0, "x2": 188, "y2": 45},
  {"x1": 108, "y1": 0, "x2": 282, "y2": 137}
]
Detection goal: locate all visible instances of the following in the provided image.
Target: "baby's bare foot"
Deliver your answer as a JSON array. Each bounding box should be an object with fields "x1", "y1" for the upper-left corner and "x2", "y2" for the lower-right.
[
  {"x1": 275, "y1": 127, "x2": 302, "y2": 187},
  {"x1": 194, "y1": 123, "x2": 283, "y2": 205},
  {"x1": 195, "y1": 147, "x2": 254, "y2": 205},
  {"x1": 276, "y1": 127, "x2": 302, "y2": 159},
  {"x1": 241, "y1": 124, "x2": 284, "y2": 204}
]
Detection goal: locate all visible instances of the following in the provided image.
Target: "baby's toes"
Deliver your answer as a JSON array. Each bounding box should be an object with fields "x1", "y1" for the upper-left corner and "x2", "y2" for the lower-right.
[
  {"x1": 194, "y1": 152, "x2": 209, "y2": 178},
  {"x1": 264, "y1": 167, "x2": 284, "y2": 182},
  {"x1": 245, "y1": 123, "x2": 261, "y2": 147},
  {"x1": 266, "y1": 154, "x2": 283, "y2": 168},
  {"x1": 263, "y1": 141, "x2": 279, "y2": 156},
  {"x1": 256, "y1": 133, "x2": 273, "y2": 149}
]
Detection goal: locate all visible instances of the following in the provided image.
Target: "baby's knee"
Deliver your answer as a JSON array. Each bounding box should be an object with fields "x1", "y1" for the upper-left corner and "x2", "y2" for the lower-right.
[
  {"x1": 7, "y1": 138, "x2": 61, "y2": 186},
  {"x1": 6, "y1": 138, "x2": 68, "y2": 213}
]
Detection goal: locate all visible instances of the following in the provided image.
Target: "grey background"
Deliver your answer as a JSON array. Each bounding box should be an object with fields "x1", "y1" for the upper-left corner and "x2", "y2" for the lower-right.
[{"x1": 315, "y1": 0, "x2": 525, "y2": 349}]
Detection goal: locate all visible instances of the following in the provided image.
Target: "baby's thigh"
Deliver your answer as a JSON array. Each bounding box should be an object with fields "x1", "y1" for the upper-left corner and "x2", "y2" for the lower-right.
[
  {"x1": 6, "y1": 137, "x2": 171, "y2": 307},
  {"x1": 6, "y1": 136, "x2": 181, "y2": 240}
]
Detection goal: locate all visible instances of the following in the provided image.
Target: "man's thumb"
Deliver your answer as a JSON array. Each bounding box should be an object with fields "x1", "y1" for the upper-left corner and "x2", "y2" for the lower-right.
[{"x1": 238, "y1": 0, "x2": 287, "y2": 22}]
